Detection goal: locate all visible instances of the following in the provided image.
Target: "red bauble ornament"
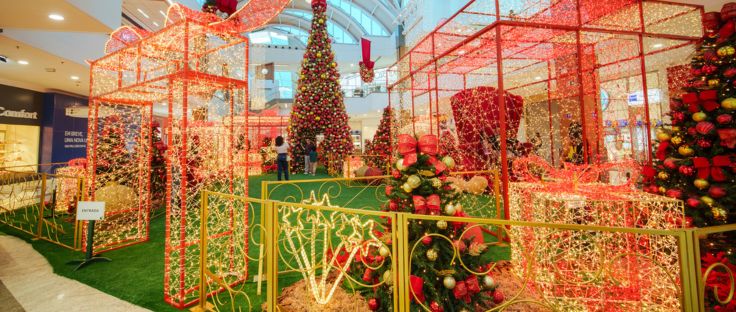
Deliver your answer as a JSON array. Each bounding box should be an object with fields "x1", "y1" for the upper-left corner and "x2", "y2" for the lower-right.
[
  {"x1": 717, "y1": 114, "x2": 733, "y2": 125},
  {"x1": 392, "y1": 169, "x2": 401, "y2": 178},
  {"x1": 429, "y1": 301, "x2": 443, "y2": 312},
  {"x1": 454, "y1": 239, "x2": 467, "y2": 253},
  {"x1": 696, "y1": 121, "x2": 716, "y2": 135},
  {"x1": 671, "y1": 111, "x2": 685, "y2": 123},
  {"x1": 688, "y1": 127, "x2": 697, "y2": 136},
  {"x1": 665, "y1": 188, "x2": 683, "y2": 199},
  {"x1": 709, "y1": 185, "x2": 727, "y2": 198},
  {"x1": 367, "y1": 298, "x2": 379, "y2": 310},
  {"x1": 687, "y1": 198, "x2": 701, "y2": 208},
  {"x1": 725, "y1": 67, "x2": 736, "y2": 78},
  {"x1": 664, "y1": 158, "x2": 678, "y2": 170},
  {"x1": 389, "y1": 200, "x2": 398, "y2": 211},
  {"x1": 493, "y1": 290, "x2": 505, "y2": 304},
  {"x1": 679, "y1": 165, "x2": 694, "y2": 176},
  {"x1": 697, "y1": 138, "x2": 712, "y2": 149},
  {"x1": 421, "y1": 235, "x2": 432, "y2": 245}
]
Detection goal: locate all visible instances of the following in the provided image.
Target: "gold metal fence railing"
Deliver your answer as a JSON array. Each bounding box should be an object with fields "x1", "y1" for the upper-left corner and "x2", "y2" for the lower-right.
[
  {"x1": 193, "y1": 190, "x2": 736, "y2": 311},
  {"x1": 0, "y1": 165, "x2": 85, "y2": 251}
]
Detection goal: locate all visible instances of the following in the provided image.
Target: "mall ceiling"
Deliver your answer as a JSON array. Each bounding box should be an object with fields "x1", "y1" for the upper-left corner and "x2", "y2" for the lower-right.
[{"x1": 0, "y1": 0, "x2": 726, "y2": 97}]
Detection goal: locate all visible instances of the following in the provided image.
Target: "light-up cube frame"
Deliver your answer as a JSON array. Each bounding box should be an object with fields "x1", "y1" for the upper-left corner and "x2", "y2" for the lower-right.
[
  {"x1": 387, "y1": 0, "x2": 703, "y2": 218},
  {"x1": 87, "y1": 6, "x2": 249, "y2": 308}
]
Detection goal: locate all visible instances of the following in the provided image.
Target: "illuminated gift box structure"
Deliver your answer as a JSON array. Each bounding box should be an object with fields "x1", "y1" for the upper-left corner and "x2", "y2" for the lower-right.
[
  {"x1": 507, "y1": 158, "x2": 685, "y2": 310},
  {"x1": 85, "y1": 2, "x2": 296, "y2": 307},
  {"x1": 388, "y1": 0, "x2": 703, "y2": 217}
]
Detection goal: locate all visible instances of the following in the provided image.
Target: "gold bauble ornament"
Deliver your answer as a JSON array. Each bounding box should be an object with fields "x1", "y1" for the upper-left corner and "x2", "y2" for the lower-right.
[
  {"x1": 717, "y1": 45, "x2": 735, "y2": 56},
  {"x1": 331, "y1": 62, "x2": 336, "y2": 67},
  {"x1": 657, "y1": 172, "x2": 669, "y2": 180},
  {"x1": 658, "y1": 186, "x2": 666, "y2": 194},
  {"x1": 694, "y1": 179, "x2": 710, "y2": 190},
  {"x1": 656, "y1": 131, "x2": 671, "y2": 141},
  {"x1": 431, "y1": 178, "x2": 441, "y2": 188},
  {"x1": 678, "y1": 145, "x2": 694, "y2": 156},
  {"x1": 712, "y1": 207, "x2": 727, "y2": 220},
  {"x1": 671, "y1": 136, "x2": 683, "y2": 145},
  {"x1": 708, "y1": 79, "x2": 720, "y2": 87},
  {"x1": 442, "y1": 156, "x2": 456, "y2": 169},
  {"x1": 316, "y1": 52, "x2": 322, "y2": 58},
  {"x1": 315, "y1": 116, "x2": 321, "y2": 121},
  {"x1": 444, "y1": 203, "x2": 456, "y2": 215},
  {"x1": 426, "y1": 249, "x2": 438, "y2": 261},
  {"x1": 383, "y1": 270, "x2": 393, "y2": 285},
  {"x1": 443, "y1": 276, "x2": 456, "y2": 289},
  {"x1": 379, "y1": 245, "x2": 390, "y2": 257},
  {"x1": 701, "y1": 196, "x2": 715, "y2": 206},
  {"x1": 722, "y1": 98, "x2": 736, "y2": 110},
  {"x1": 402, "y1": 183, "x2": 413, "y2": 193},
  {"x1": 692, "y1": 111, "x2": 707, "y2": 122},
  {"x1": 407, "y1": 175, "x2": 422, "y2": 188},
  {"x1": 437, "y1": 220, "x2": 448, "y2": 230},
  {"x1": 320, "y1": 73, "x2": 326, "y2": 79},
  {"x1": 396, "y1": 159, "x2": 406, "y2": 171},
  {"x1": 671, "y1": 126, "x2": 681, "y2": 132}
]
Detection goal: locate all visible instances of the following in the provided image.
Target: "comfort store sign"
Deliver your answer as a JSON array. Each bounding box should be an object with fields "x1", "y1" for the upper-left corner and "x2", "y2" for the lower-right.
[{"x1": 0, "y1": 84, "x2": 43, "y2": 126}]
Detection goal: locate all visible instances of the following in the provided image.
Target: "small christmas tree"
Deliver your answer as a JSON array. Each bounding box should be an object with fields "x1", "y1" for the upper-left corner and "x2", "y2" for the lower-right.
[
  {"x1": 288, "y1": 0, "x2": 353, "y2": 173},
  {"x1": 648, "y1": 9, "x2": 736, "y2": 227},
  {"x1": 364, "y1": 107, "x2": 393, "y2": 171},
  {"x1": 350, "y1": 134, "x2": 504, "y2": 311}
]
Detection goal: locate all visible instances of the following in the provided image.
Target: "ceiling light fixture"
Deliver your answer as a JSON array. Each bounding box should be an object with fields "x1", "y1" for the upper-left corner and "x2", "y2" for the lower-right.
[
  {"x1": 70, "y1": 76, "x2": 80, "y2": 80},
  {"x1": 652, "y1": 43, "x2": 664, "y2": 48},
  {"x1": 165, "y1": 0, "x2": 174, "y2": 4},
  {"x1": 137, "y1": 8, "x2": 150, "y2": 19},
  {"x1": 153, "y1": 22, "x2": 160, "y2": 27},
  {"x1": 535, "y1": 76, "x2": 542, "y2": 80},
  {"x1": 48, "y1": 14, "x2": 65, "y2": 21},
  {"x1": 17, "y1": 60, "x2": 29, "y2": 65}
]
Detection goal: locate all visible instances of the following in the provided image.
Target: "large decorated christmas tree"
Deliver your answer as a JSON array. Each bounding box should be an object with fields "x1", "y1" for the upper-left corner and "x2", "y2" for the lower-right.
[
  {"x1": 364, "y1": 106, "x2": 393, "y2": 170},
  {"x1": 648, "y1": 8, "x2": 736, "y2": 227},
  {"x1": 351, "y1": 134, "x2": 503, "y2": 311},
  {"x1": 288, "y1": 0, "x2": 353, "y2": 173}
]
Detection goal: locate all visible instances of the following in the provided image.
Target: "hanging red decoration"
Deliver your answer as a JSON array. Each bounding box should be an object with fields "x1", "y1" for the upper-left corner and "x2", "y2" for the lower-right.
[{"x1": 360, "y1": 38, "x2": 376, "y2": 83}]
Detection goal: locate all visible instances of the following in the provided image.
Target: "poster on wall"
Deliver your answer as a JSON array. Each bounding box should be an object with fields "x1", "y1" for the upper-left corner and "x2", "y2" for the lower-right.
[{"x1": 40, "y1": 93, "x2": 89, "y2": 165}]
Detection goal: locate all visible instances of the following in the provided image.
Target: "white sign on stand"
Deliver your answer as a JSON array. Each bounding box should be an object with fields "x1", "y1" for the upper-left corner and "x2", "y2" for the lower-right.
[{"x1": 76, "y1": 202, "x2": 106, "y2": 221}]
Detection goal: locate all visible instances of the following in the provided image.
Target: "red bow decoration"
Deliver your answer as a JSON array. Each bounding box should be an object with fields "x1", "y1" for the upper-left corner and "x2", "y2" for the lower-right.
[
  {"x1": 398, "y1": 134, "x2": 440, "y2": 167},
  {"x1": 410, "y1": 275, "x2": 425, "y2": 303},
  {"x1": 418, "y1": 135, "x2": 439, "y2": 155},
  {"x1": 403, "y1": 152, "x2": 418, "y2": 167},
  {"x1": 398, "y1": 134, "x2": 417, "y2": 155},
  {"x1": 311, "y1": 0, "x2": 327, "y2": 8},
  {"x1": 718, "y1": 129, "x2": 736, "y2": 149},
  {"x1": 428, "y1": 157, "x2": 447, "y2": 174},
  {"x1": 413, "y1": 194, "x2": 441, "y2": 215},
  {"x1": 682, "y1": 92, "x2": 698, "y2": 104},
  {"x1": 693, "y1": 156, "x2": 732, "y2": 182},
  {"x1": 466, "y1": 275, "x2": 481, "y2": 294},
  {"x1": 453, "y1": 280, "x2": 471, "y2": 303}
]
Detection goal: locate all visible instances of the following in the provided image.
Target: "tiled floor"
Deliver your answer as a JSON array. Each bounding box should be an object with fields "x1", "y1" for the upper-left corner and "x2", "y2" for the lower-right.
[{"x1": 0, "y1": 235, "x2": 149, "y2": 312}]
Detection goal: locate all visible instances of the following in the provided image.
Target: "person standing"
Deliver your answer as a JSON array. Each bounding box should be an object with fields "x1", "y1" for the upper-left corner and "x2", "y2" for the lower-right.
[
  {"x1": 274, "y1": 136, "x2": 289, "y2": 181},
  {"x1": 309, "y1": 144, "x2": 318, "y2": 175},
  {"x1": 303, "y1": 140, "x2": 312, "y2": 174}
]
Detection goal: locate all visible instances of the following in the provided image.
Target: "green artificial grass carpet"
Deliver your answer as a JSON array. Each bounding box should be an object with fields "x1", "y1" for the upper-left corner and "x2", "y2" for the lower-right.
[{"x1": 0, "y1": 171, "x2": 507, "y2": 311}]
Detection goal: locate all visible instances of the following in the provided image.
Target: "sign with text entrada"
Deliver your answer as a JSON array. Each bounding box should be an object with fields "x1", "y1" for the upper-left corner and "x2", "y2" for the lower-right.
[
  {"x1": 76, "y1": 202, "x2": 106, "y2": 221},
  {"x1": 0, "y1": 84, "x2": 43, "y2": 126}
]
